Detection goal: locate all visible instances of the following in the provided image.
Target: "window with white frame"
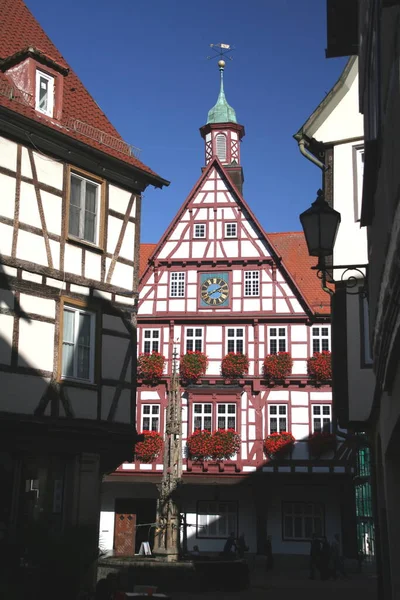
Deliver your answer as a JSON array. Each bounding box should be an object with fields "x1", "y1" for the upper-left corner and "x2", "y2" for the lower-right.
[
  {"x1": 217, "y1": 404, "x2": 236, "y2": 430},
  {"x1": 268, "y1": 327, "x2": 287, "y2": 354},
  {"x1": 35, "y1": 70, "x2": 54, "y2": 117},
  {"x1": 143, "y1": 329, "x2": 160, "y2": 353},
  {"x1": 69, "y1": 172, "x2": 100, "y2": 245},
  {"x1": 197, "y1": 501, "x2": 237, "y2": 538},
  {"x1": 282, "y1": 502, "x2": 324, "y2": 541},
  {"x1": 354, "y1": 146, "x2": 364, "y2": 221},
  {"x1": 186, "y1": 328, "x2": 203, "y2": 352},
  {"x1": 225, "y1": 222, "x2": 237, "y2": 238},
  {"x1": 244, "y1": 271, "x2": 259, "y2": 296},
  {"x1": 193, "y1": 403, "x2": 212, "y2": 431},
  {"x1": 216, "y1": 134, "x2": 227, "y2": 162},
  {"x1": 268, "y1": 404, "x2": 288, "y2": 434},
  {"x1": 311, "y1": 326, "x2": 330, "y2": 353},
  {"x1": 194, "y1": 224, "x2": 206, "y2": 238},
  {"x1": 61, "y1": 305, "x2": 95, "y2": 382},
  {"x1": 312, "y1": 405, "x2": 331, "y2": 433},
  {"x1": 170, "y1": 272, "x2": 185, "y2": 297},
  {"x1": 141, "y1": 404, "x2": 160, "y2": 431},
  {"x1": 227, "y1": 328, "x2": 244, "y2": 353}
]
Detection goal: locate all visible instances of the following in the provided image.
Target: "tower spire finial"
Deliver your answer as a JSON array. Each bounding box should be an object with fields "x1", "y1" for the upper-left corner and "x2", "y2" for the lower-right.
[{"x1": 206, "y1": 47, "x2": 237, "y2": 125}]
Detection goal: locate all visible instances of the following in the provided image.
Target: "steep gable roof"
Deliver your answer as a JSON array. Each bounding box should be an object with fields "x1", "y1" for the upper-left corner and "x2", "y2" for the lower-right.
[
  {"x1": 267, "y1": 232, "x2": 330, "y2": 315},
  {"x1": 138, "y1": 157, "x2": 330, "y2": 317},
  {"x1": 0, "y1": 0, "x2": 168, "y2": 187}
]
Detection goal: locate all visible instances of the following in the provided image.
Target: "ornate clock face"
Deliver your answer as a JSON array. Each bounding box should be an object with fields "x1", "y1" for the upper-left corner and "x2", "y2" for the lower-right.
[{"x1": 200, "y1": 273, "x2": 229, "y2": 306}]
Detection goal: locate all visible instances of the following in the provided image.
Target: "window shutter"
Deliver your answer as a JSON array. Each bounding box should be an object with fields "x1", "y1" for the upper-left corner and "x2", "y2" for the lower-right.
[{"x1": 216, "y1": 134, "x2": 227, "y2": 162}]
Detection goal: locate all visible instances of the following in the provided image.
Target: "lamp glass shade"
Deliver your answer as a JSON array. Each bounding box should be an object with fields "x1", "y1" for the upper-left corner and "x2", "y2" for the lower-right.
[{"x1": 300, "y1": 193, "x2": 341, "y2": 257}]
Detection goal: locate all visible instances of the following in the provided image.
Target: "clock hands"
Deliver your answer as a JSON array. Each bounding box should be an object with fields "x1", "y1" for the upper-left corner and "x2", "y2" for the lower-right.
[{"x1": 202, "y1": 285, "x2": 225, "y2": 300}]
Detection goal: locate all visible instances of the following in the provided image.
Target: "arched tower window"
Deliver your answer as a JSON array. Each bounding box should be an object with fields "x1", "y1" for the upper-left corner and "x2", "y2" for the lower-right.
[{"x1": 216, "y1": 134, "x2": 227, "y2": 162}]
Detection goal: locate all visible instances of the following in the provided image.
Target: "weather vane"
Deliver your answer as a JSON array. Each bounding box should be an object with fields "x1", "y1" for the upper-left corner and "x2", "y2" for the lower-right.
[{"x1": 207, "y1": 42, "x2": 234, "y2": 61}]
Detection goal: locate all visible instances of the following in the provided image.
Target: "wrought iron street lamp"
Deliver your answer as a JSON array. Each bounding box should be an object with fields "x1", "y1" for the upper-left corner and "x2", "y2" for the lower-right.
[{"x1": 300, "y1": 189, "x2": 367, "y2": 296}]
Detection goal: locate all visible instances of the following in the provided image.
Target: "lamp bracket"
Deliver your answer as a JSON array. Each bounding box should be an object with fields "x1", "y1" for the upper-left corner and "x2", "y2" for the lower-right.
[{"x1": 312, "y1": 262, "x2": 368, "y2": 297}]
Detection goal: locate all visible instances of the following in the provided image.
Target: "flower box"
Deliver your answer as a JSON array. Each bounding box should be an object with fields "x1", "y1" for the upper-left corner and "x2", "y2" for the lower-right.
[
  {"x1": 264, "y1": 432, "x2": 295, "y2": 458},
  {"x1": 210, "y1": 429, "x2": 241, "y2": 460},
  {"x1": 263, "y1": 352, "x2": 293, "y2": 380},
  {"x1": 187, "y1": 429, "x2": 213, "y2": 461},
  {"x1": 308, "y1": 431, "x2": 336, "y2": 457},
  {"x1": 307, "y1": 351, "x2": 332, "y2": 382},
  {"x1": 221, "y1": 353, "x2": 249, "y2": 379},
  {"x1": 135, "y1": 431, "x2": 163, "y2": 463},
  {"x1": 187, "y1": 429, "x2": 241, "y2": 461},
  {"x1": 137, "y1": 352, "x2": 166, "y2": 384},
  {"x1": 180, "y1": 351, "x2": 208, "y2": 382}
]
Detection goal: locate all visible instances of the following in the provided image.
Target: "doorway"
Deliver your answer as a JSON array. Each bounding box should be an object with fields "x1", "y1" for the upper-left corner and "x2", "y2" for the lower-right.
[{"x1": 114, "y1": 498, "x2": 157, "y2": 555}]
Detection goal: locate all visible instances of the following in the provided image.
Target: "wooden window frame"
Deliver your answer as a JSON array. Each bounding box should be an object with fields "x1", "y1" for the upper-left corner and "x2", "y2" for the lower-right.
[
  {"x1": 58, "y1": 296, "x2": 101, "y2": 386},
  {"x1": 169, "y1": 272, "x2": 186, "y2": 298},
  {"x1": 185, "y1": 327, "x2": 204, "y2": 352},
  {"x1": 353, "y1": 145, "x2": 365, "y2": 222},
  {"x1": 268, "y1": 326, "x2": 287, "y2": 354},
  {"x1": 141, "y1": 404, "x2": 161, "y2": 432},
  {"x1": 225, "y1": 222, "x2": 237, "y2": 239},
  {"x1": 226, "y1": 327, "x2": 245, "y2": 354},
  {"x1": 35, "y1": 69, "x2": 54, "y2": 117},
  {"x1": 311, "y1": 404, "x2": 332, "y2": 433},
  {"x1": 65, "y1": 165, "x2": 106, "y2": 251},
  {"x1": 244, "y1": 270, "x2": 260, "y2": 297},
  {"x1": 193, "y1": 223, "x2": 207, "y2": 239},
  {"x1": 282, "y1": 501, "x2": 325, "y2": 542},
  {"x1": 310, "y1": 325, "x2": 331, "y2": 354},
  {"x1": 216, "y1": 403, "x2": 237, "y2": 430},
  {"x1": 192, "y1": 402, "x2": 213, "y2": 431},
  {"x1": 142, "y1": 329, "x2": 161, "y2": 353},
  {"x1": 268, "y1": 404, "x2": 288, "y2": 434},
  {"x1": 196, "y1": 500, "x2": 238, "y2": 539}
]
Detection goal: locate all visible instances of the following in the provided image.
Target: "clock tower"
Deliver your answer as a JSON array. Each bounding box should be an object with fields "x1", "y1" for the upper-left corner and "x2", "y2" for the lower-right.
[{"x1": 200, "y1": 60, "x2": 245, "y2": 194}]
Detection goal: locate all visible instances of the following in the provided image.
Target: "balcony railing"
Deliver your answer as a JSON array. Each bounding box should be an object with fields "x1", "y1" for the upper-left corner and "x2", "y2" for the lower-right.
[{"x1": 0, "y1": 81, "x2": 142, "y2": 159}]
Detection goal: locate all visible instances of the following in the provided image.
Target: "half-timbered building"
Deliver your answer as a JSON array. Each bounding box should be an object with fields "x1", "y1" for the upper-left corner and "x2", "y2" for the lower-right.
[
  {"x1": 0, "y1": 0, "x2": 168, "y2": 561},
  {"x1": 100, "y1": 62, "x2": 357, "y2": 561}
]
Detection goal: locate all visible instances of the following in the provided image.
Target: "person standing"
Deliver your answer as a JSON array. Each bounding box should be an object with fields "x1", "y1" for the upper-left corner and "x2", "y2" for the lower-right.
[
  {"x1": 236, "y1": 533, "x2": 248, "y2": 559},
  {"x1": 309, "y1": 533, "x2": 321, "y2": 580},
  {"x1": 223, "y1": 532, "x2": 237, "y2": 557},
  {"x1": 331, "y1": 533, "x2": 347, "y2": 579}
]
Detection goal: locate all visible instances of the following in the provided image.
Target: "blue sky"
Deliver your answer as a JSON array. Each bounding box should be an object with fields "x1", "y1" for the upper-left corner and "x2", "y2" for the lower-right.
[{"x1": 26, "y1": 0, "x2": 347, "y2": 243}]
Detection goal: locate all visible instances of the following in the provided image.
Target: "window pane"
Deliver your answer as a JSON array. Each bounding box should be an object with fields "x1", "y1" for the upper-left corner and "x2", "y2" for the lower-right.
[
  {"x1": 62, "y1": 310, "x2": 75, "y2": 377},
  {"x1": 152, "y1": 406, "x2": 159, "y2": 415},
  {"x1": 144, "y1": 341, "x2": 151, "y2": 353},
  {"x1": 313, "y1": 406, "x2": 321, "y2": 415},
  {"x1": 294, "y1": 517, "x2": 302, "y2": 538},
  {"x1": 195, "y1": 329, "x2": 202, "y2": 337},
  {"x1": 218, "y1": 405, "x2": 226, "y2": 414},
  {"x1": 304, "y1": 517, "x2": 313, "y2": 539},
  {"x1": 227, "y1": 329, "x2": 234, "y2": 337},
  {"x1": 195, "y1": 340, "x2": 202, "y2": 351},
  {"x1": 187, "y1": 329, "x2": 193, "y2": 337},
  {"x1": 279, "y1": 418, "x2": 286, "y2": 432},
  {"x1": 228, "y1": 340, "x2": 235, "y2": 352},
  {"x1": 194, "y1": 417, "x2": 202, "y2": 430},
  {"x1": 269, "y1": 406, "x2": 277, "y2": 415},
  {"x1": 38, "y1": 76, "x2": 49, "y2": 111},
  {"x1": 322, "y1": 406, "x2": 330, "y2": 415},
  {"x1": 227, "y1": 416, "x2": 236, "y2": 429},
  {"x1": 313, "y1": 340, "x2": 320, "y2": 353},
  {"x1": 279, "y1": 406, "x2": 286, "y2": 415},
  {"x1": 69, "y1": 176, "x2": 81, "y2": 237},
  {"x1": 321, "y1": 328, "x2": 328, "y2": 336},
  {"x1": 84, "y1": 182, "x2": 97, "y2": 243},
  {"x1": 143, "y1": 406, "x2": 150, "y2": 414},
  {"x1": 313, "y1": 328, "x2": 319, "y2": 336},
  {"x1": 204, "y1": 405, "x2": 212, "y2": 413},
  {"x1": 151, "y1": 418, "x2": 158, "y2": 431},
  {"x1": 194, "y1": 405, "x2": 201, "y2": 414},
  {"x1": 228, "y1": 405, "x2": 235, "y2": 414},
  {"x1": 270, "y1": 418, "x2": 277, "y2": 433},
  {"x1": 142, "y1": 417, "x2": 150, "y2": 430},
  {"x1": 314, "y1": 419, "x2": 321, "y2": 432},
  {"x1": 218, "y1": 417, "x2": 225, "y2": 429},
  {"x1": 77, "y1": 313, "x2": 91, "y2": 379},
  {"x1": 270, "y1": 328, "x2": 276, "y2": 336},
  {"x1": 204, "y1": 417, "x2": 212, "y2": 431},
  {"x1": 144, "y1": 331, "x2": 151, "y2": 339},
  {"x1": 236, "y1": 340, "x2": 243, "y2": 353},
  {"x1": 278, "y1": 328, "x2": 285, "y2": 336},
  {"x1": 279, "y1": 339, "x2": 286, "y2": 352},
  {"x1": 284, "y1": 516, "x2": 293, "y2": 538},
  {"x1": 186, "y1": 340, "x2": 194, "y2": 352}
]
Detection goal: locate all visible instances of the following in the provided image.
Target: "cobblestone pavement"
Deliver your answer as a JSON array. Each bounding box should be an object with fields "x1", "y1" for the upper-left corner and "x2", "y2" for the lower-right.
[{"x1": 173, "y1": 566, "x2": 378, "y2": 600}]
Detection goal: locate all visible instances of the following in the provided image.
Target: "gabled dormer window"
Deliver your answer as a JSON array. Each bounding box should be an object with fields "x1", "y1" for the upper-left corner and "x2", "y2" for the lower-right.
[{"x1": 35, "y1": 69, "x2": 54, "y2": 117}]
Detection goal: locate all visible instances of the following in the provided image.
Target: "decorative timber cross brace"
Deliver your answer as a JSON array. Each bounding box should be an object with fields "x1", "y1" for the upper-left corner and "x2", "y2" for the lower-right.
[{"x1": 153, "y1": 347, "x2": 183, "y2": 561}]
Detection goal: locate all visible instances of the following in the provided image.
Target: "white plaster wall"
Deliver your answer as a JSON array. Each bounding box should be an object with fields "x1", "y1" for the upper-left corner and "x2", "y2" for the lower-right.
[
  {"x1": 16, "y1": 230, "x2": 48, "y2": 266},
  {"x1": 0, "y1": 373, "x2": 50, "y2": 414},
  {"x1": 0, "y1": 313, "x2": 13, "y2": 364},
  {"x1": 312, "y1": 68, "x2": 363, "y2": 142},
  {"x1": 0, "y1": 173, "x2": 16, "y2": 220},
  {"x1": 0, "y1": 136, "x2": 18, "y2": 171},
  {"x1": 42, "y1": 191, "x2": 62, "y2": 235},
  {"x1": 19, "y1": 294, "x2": 56, "y2": 318},
  {"x1": 33, "y1": 151, "x2": 63, "y2": 189},
  {"x1": 18, "y1": 320, "x2": 54, "y2": 372},
  {"x1": 333, "y1": 142, "x2": 368, "y2": 268},
  {"x1": 102, "y1": 336, "x2": 130, "y2": 380},
  {"x1": 67, "y1": 387, "x2": 98, "y2": 419},
  {"x1": 108, "y1": 184, "x2": 133, "y2": 216}
]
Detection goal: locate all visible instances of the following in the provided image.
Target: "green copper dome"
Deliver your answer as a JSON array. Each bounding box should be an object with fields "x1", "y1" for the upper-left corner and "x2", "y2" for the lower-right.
[{"x1": 207, "y1": 62, "x2": 237, "y2": 124}]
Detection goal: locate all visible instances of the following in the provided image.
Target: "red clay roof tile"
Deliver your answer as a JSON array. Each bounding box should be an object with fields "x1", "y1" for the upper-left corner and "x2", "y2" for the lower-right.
[
  {"x1": 139, "y1": 244, "x2": 157, "y2": 277},
  {"x1": 0, "y1": 0, "x2": 166, "y2": 184}
]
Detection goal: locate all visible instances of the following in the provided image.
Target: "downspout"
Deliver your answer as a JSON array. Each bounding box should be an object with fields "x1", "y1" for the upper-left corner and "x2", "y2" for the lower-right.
[{"x1": 297, "y1": 136, "x2": 333, "y2": 296}]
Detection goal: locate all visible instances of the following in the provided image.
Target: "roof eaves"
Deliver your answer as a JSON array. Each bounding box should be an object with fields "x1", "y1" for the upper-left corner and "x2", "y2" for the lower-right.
[{"x1": 293, "y1": 56, "x2": 357, "y2": 141}]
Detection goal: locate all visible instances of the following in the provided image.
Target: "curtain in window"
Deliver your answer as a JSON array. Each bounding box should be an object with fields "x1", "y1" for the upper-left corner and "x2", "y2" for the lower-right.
[
  {"x1": 69, "y1": 176, "x2": 81, "y2": 237},
  {"x1": 62, "y1": 310, "x2": 75, "y2": 377},
  {"x1": 77, "y1": 312, "x2": 91, "y2": 379},
  {"x1": 84, "y1": 182, "x2": 97, "y2": 243}
]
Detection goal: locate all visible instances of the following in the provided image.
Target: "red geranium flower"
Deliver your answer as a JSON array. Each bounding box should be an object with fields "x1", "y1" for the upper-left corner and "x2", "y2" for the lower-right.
[
  {"x1": 264, "y1": 432, "x2": 295, "y2": 457},
  {"x1": 137, "y1": 352, "x2": 166, "y2": 384},
  {"x1": 180, "y1": 351, "x2": 208, "y2": 382},
  {"x1": 307, "y1": 351, "x2": 332, "y2": 382},
  {"x1": 135, "y1": 431, "x2": 163, "y2": 463},
  {"x1": 221, "y1": 353, "x2": 249, "y2": 378},
  {"x1": 263, "y1": 352, "x2": 293, "y2": 380}
]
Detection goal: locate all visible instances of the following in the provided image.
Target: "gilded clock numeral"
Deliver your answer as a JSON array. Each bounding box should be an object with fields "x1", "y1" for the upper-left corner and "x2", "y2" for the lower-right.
[{"x1": 200, "y1": 274, "x2": 229, "y2": 306}]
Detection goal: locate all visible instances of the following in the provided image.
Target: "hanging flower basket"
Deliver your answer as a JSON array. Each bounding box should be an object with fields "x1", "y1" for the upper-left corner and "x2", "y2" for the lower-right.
[
  {"x1": 135, "y1": 431, "x2": 163, "y2": 463},
  {"x1": 180, "y1": 351, "x2": 208, "y2": 382},
  {"x1": 210, "y1": 429, "x2": 241, "y2": 460},
  {"x1": 308, "y1": 431, "x2": 336, "y2": 457},
  {"x1": 263, "y1": 352, "x2": 293, "y2": 380},
  {"x1": 187, "y1": 429, "x2": 213, "y2": 461},
  {"x1": 264, "y1": 432, "x2": 295, "y2": 458},
  {"x1": 137, "y1": 352, "x2": 166, "y2": 384},
  {"x1": 307, "y1": 351, "x2": 332, "y2": 382},
  {"x1": 221, "y1": 353, "x2": 249, "y2": 379}
]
